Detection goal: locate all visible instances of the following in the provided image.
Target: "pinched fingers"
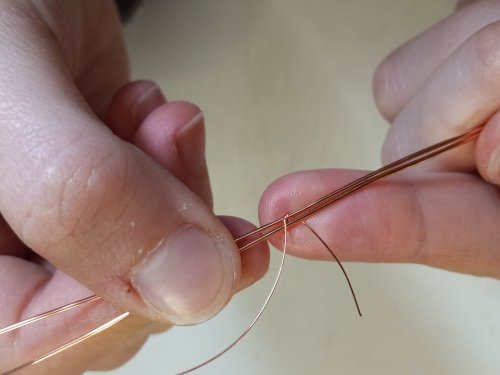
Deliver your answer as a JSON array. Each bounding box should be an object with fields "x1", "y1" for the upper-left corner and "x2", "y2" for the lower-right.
[{"x1": 109, "y1": 81, "x2": 270, "y2": 293}]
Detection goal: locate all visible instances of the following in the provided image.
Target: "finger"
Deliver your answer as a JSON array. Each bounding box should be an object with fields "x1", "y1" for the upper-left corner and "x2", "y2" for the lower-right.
[
  {"x1": 259, "y1": 169, "x2": 500, "y2": 278},
  {"x1": 380, "y1": 20, "x2": 500, "y2": 172},
  {"x1": 108, "y1": 82, "x2": 213, "y2": 209},
  {"x1": 133, "y1": 102, "x2": 214, "y2": 208},
  {"x1": 0, "y1": 257, "x2": 157, "y2": 373},
  {"x1": 374, "y1": 0, "x2": 500, "y2": 121},
  {"x1": 0, "y1": 7, "x2": 239, "y2": 325},
  {"x1": 107, "y1": 80, "x2": 167, "y2": 141},
  {"x1": 219, "y1": 216, "x2": 270, "y2": 293}
]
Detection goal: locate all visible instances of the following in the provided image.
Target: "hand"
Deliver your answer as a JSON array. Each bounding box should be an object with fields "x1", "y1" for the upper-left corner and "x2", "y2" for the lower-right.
[
  {"x1": 0, "y1": 1, "x2": 268, "y2": 373},
  {"x1": 259, "y1": 0, "x2": 500, "y2": 278}
]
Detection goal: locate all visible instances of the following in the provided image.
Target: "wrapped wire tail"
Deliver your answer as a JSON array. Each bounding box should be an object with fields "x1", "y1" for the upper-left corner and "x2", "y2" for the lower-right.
[{"x1": 300, "y1": 220, "x2": 362, "y2": 317}]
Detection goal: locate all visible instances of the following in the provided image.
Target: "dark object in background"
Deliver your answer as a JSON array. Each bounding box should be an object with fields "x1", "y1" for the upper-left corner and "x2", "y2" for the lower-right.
[{"x1": 115, "y1": 0, "x2": 143, "y2": 22}]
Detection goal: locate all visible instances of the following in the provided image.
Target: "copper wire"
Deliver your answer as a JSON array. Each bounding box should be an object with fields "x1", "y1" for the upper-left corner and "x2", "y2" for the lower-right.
[
  {"x1": 0, "y1": 125, "x2": 483, "y2": 374},
  {"x1": 176, "y1": 216, "x2": 289, "y2": 374},
  {"x1": 300, "y1": 220, "x2": 362, "y2": 317},
  {"x1": 0, "y1": 295, "x2": 101, "y2": 336}
]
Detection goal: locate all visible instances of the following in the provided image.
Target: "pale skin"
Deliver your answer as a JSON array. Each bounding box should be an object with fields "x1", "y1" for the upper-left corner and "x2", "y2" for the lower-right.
[{"x1": 0, "y1": 0, "x2": 498, "y2": 373}]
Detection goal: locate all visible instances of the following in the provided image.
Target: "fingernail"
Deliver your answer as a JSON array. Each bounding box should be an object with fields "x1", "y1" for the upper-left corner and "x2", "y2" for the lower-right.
[
  {"x1": 133, "y1": 228, "x2": 232, "y2": 324},
  {"x1": 487, "y1": 146, "x2": 500, "y2": 182},
  {"x1": 132, "y1": 83, "x2": 166, "y2": 125},
  {"x1": 176, "y1": 112, "x2": 206, "y2": 176}
]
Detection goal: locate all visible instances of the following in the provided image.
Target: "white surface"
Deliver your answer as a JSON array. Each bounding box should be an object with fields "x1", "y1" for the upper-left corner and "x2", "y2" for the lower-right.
[{"x1": 91, "y1": 1, "x2": 500, "y2": 374}]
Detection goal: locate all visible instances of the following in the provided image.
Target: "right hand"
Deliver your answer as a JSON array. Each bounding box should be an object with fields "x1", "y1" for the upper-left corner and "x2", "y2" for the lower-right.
[{"x1": 258, "y1": 0, "x2": 500, "y2": 279}]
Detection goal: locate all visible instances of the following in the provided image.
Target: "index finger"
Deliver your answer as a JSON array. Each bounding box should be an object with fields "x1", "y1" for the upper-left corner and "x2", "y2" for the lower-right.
[{"x1": 259, "y1": 169, "x2": 500, "y2": 278}]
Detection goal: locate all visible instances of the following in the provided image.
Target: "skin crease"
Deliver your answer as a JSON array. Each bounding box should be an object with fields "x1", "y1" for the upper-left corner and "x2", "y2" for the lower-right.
[
  {"x1": 260, "y1": 0, "x2": 500, "y2": 279},
  {"x1": 1, "y1": 0, "x2": 500, "y2": 374}
]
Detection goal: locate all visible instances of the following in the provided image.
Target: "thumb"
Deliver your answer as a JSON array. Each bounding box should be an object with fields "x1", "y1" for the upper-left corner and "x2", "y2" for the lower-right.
[{"x1": 0, "y1": 5, "x2": 239, "y2": 325}]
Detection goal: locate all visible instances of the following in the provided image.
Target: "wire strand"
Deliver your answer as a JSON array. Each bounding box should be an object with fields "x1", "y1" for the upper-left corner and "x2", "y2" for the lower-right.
[
  {"x1": 0, "y1": 295, "x2": 101, "y2": 336},
  {"x1": 176, "y1": 216, "x2": 289, "y2": 374},
  {"x1": 300, "y1": 220, "x2": 362, "y2": 317}
]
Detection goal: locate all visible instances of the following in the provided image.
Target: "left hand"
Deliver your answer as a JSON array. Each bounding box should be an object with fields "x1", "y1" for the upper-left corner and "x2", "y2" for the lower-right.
[
  {"x1": 0, "y1": 1, "x2": 268, "y2": 372},
  {"x1": 258, "y1": 0, "x2": 500, "y2": 278}
]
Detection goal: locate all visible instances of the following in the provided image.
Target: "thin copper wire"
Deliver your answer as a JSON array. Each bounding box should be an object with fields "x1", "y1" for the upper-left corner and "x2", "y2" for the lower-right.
[
  {"x1": 2, "y1": 312, "x2": 129, "y2": 375},
  {"x1": 0, "y1": 295, "x2": 101, "y2": 336},
  {"x1": 0, "y1": 125, "x2": 483, "y2": 374},
  {"x1": 176, "y1": 216, "x2": 289, "y2": 375},
  {"x1": 236, "y1": 125, "x2": 483, "y2": 252},
  {"x1": 300, "y1": 220, "x2": 362, "y2": 317}
]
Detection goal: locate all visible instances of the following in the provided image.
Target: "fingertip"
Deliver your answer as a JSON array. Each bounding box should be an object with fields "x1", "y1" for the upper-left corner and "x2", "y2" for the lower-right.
[
  {"x1": 372, "y1": 47, "x2": 410, "y2": 123},
  {"x1": 259, "y1": 182, "x2": 320, "y2": 260},
  {"x1": 258, "y1": 170, "x2": 364, "y2": 259},
  {"x1": 107, "y1": 80, "x2": 167, "y2": 140},
  {"x1": 258, "y1": 171, "x2": 315, "y2": 224},
  {"x1": 219, "y1": 216, "x2": 270, "y2": 292},
  {"x1": 258, "y1": 174, "x2": 290, "y2": 225},
  {"x1": 258, "y1": 169, "x2": 367, "y2": 223},
  {"x1": 108, "y1": 84, "x2": 212, "y2": 206},
  {"x1": 372, "y1": 56, "x2": 397, "y2": 122},
  {"x1": 132, "y1": 82, "x2": 168, "y2": 126},
  {"x1": 133, "y1": 101, "x2": 201, "y2": 168},
  {"x1": 133, "y1": 101, "x2": 213, "y2": 206}
]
